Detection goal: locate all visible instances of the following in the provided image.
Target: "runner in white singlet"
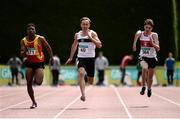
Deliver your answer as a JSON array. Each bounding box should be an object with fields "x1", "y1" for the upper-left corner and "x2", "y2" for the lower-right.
[
  {"x1": 66, "y1": 17, "x2": 102, "y2": 101},
  {"x1": 132, "y1": 19, "x2": 160, "y2": 97}
]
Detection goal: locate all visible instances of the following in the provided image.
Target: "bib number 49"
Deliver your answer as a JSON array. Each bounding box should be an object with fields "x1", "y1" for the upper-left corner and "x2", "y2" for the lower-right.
[{"x1": 80, "y1": 48, "x2": 86, "y2": 52}]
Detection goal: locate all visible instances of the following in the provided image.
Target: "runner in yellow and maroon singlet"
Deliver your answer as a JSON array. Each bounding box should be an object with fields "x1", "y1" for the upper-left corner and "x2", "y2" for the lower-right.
[{"x1": 20, "y1": 23, "x2": 53, "y2": 108}]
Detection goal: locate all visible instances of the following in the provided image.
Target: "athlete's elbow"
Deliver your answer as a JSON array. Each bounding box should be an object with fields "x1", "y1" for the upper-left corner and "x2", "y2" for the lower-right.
[
  {"x1": 97, "y1": 43, "x2": 102, "y2": 48},
  {"x1": 20, "y1": 51, "x2": 26, "y2": 57},
  {"x1": 156, "y1": 47, "x2": 160, "y2": 51}
]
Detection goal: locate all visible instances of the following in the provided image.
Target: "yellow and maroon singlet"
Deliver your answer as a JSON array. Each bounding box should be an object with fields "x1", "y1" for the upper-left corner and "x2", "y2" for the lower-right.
[{"x1": 23, "y1": 35, "x2": 44, "y2": 63}]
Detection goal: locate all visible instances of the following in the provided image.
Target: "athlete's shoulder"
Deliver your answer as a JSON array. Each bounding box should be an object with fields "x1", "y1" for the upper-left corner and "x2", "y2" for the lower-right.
[
  {"x1": 135, "y1": 30, "x2": 142, "y2": 38},
  {"x1": 90, "y1": 30, "x2": 98, "y2": 37},
  {"x1": 136, "y1": 30, "x2": 142, "y2": 34},
  {"x1": 74, "y1": 31, "x2": 80, "y2": 40},
  {"x1": 75, "y1": 31, "x2": 80, "y2": 35},
  {"x1": 151, "y1": 32, "x2": 158, "y2": 36},
  {"x1": 75, "y1": 30, "x2": 82, "y2": 36},
  {"x1": 151, "y1": 32, "x2": 158, "y2": 40},
  {"x1": 90, "y1": 30, "x2": 97, "y2": 34},
  {"x1": 37, "y1": 35, "x2": 45, "y2": 39},
  {"x1": 37, "y1": 35, "x2": 46, "y2": 42},
  {"x1": 21, "y1": 37, "x2": 27, "y2": 45},
  {"x1": 21, "y1": 36, "x2": 26, "y2": 41},
  {"x1": 74, "y1": 31, "x2": 80, "y2": 38}
]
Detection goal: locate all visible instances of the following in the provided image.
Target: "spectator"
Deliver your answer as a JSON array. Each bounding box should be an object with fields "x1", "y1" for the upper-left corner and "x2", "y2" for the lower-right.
[
  {"x1": 95, "y1": 51, "x2": 109, "y2": 86},
  {"x1": 49, "y1": 55, "x2": 60, "y2": 86},
  {"x1": 7, "y1": 55, "x2": 22, "y2": 85},
  {"x1": 164, "y1": 52, "x2": 175, "y2": 86},
  {"x1": 120, "y1": 55, "x2": 133, "y2": 85}
]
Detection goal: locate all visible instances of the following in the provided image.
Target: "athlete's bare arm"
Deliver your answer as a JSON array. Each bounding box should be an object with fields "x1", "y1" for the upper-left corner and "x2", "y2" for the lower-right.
[
  {"x1": 150, "y1": 33, "x2": 160, "y2": 51},
  {"x1": 39, "y1": 36, "x2": 53, "y2": 59},
  {"x1": 132, "y1": 30, "x2": 141, "y2": 51},
  {"x1": 20, "y1": 40, "x2": 27, "y2": 57},
  {"x1": 88, "y1": 30, "x2": 102, "y2": 48},
  {"x1": 65, "y1": 33, "x2": 78, "y2": 64}
]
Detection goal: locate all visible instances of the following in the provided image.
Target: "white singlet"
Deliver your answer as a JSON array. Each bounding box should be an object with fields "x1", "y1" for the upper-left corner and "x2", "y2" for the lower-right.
[
  {"x1": 139, "y1": 31, "x2": 157, "y2": 58},
  {"x1": 77, "y1": 30, "x2": 96, "y2": 58}
]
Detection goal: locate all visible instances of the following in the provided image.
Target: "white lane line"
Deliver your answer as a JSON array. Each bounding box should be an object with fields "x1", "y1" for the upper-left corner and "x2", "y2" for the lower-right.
[
  {"x1": 153, "y1": 92, "x2": 180, "y2": 107},
  {"x1": 0, "y1": 93, "x2": 22, "y2": 98},
  {"x1": 53, "y1": 86, "x2": 92, "y2": 119},
  {"x1": 111, "y1": 86, "x2": 133, "y2": 119},
  {"x1": 0, "y1": 91, "x2": 56, "y2": 112}
]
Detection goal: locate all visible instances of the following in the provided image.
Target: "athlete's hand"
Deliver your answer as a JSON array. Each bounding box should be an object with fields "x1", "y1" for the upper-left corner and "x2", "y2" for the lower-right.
[
  {"x1": 132, "y1": 46, "x2": 136, "y2": 52},
  {"x1": 65, "y1": 58, "x2": 72, "y2": 65}
]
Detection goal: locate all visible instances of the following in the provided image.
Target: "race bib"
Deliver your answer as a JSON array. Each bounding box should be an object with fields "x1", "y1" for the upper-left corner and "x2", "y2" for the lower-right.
[
  {"x1": 142, "y1": 47, "x2": 150, "y2": 55},
  {"x1": 79, "y1": 45, "x2": 88, "y2": 53},
  {"x1": 27, "y1": 48, "x2": 36, "y2": 55}
]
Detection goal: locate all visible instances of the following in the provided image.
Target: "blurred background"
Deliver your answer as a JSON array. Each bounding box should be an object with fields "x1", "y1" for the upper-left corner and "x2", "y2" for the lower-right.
[
  {"x1": 0, "y1": 0, "x2": 179, "y2": 64},
  {"x1": 0, "y1": 0, "x2": 179, "y2": 86}
]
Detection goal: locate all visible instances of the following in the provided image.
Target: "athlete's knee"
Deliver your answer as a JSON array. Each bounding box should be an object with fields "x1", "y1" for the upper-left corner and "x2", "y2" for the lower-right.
[
  {"x1": 88, "y1": 77, "x2": 94, "y2": 85},
  {"x1": 148, "y1": 74, "x2": 154, "y2": 81},
  {"x1": 78, "y1": 69, "x2": 84, "y2": 78},
  {"x1": 88, "y1": 80, "x2": 93, "y2": 85},
  {"x1": 142, "y1": 67, "x2": 148, "y2": 72},
  {"x1": 36, "y1": 82, "x2": 42, "y2": 85},
  {"x1": 35, "y1": 79, "x2": 43, "y2": 85}
]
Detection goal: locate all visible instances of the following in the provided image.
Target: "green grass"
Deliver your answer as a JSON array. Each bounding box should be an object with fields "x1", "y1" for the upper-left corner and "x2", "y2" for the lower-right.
[{"x1": 177, "y1": 61, "x2": 180, "y2": 67}]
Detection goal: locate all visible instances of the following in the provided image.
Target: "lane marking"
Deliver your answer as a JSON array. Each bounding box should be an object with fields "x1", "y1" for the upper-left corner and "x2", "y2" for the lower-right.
[
  {"x1": 111, "y1": 86, "x2": 133, "y2": 119},
  {"x1": 53, "y1": 86, "x2": 92, "y2": 119},
  {"x1": 0, "y1": 93, "x2": 23, "y2": 98},
  {"x1": 153, "y1": 92, "x2": 180, "y2": 107},
  {"x1": 0, "y1": 91, "x2": 57, "y2": 112}
]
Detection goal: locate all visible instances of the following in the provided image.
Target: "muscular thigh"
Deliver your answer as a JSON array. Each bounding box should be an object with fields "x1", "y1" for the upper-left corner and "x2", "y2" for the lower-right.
[
  {"x1": 34, "y1": 68, "x2": 44, "y2": 81},
  {"x1": 26, "y1": 68, "x2": 34, "y2": 83},
  {"x1": 140, "y1": 61, "x2": 148, "y2": 69}
]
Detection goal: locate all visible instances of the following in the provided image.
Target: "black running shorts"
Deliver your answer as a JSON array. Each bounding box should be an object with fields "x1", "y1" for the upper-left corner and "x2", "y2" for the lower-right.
[
  {"x1": 139, "y1": 57, "x2": 158, "y2": 69},
  {"x1": 77, "y1": 58, "x2": 95, "y2": 77},
  {"x1": 25, "y1": 60, "x2": 45, "y2": 70}
]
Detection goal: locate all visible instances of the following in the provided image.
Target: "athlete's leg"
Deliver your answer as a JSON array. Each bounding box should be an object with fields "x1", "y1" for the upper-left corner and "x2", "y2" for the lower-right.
[
  {"x1": 34, "y1": 68, "x2": 44, "y2": 85},
  {"x1": 86, "y1": 58, "x2": 95, "y2": 85},
  {"x1": 140, "y1": 61, "x2": 148, "y2": 87},
  {"x1": 137, "y1": 71, "x2": 142, "y2": 86},
  {"x1": 26, "y1": 68, "x2": 37, "y2": 108},
  {"x1": 140, "y1": 61, "x2": 148, "y2": 95},
  {"x1": 78, "y1": 67, "x2": 86, "y2": 101},
  {"x1": 147, "y1": 68, "x2": 154, "y2": 97},
  {"x1": 147, "y1": 68, "x2": 154, "y2": 89},
  {"x1": 88, "y1": 77, "x2": 94, "y2": 85}
]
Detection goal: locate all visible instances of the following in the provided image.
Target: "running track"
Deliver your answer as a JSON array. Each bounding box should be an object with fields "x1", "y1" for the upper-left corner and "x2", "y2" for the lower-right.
[{"x1": 0, "y1": 85, "x2": 180, "y2": 118}]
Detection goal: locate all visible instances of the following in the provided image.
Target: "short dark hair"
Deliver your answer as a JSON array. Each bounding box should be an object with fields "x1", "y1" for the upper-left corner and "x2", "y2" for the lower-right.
[
  {"x1": 26, "y1": 23, "x2": 35, "y2": 28},
  {"x1": 144, "y1": 19, "x2": 154, "y2": 27},
  {"x1": 80, "y1": 17, "x2": 91, "y2": 23}
]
